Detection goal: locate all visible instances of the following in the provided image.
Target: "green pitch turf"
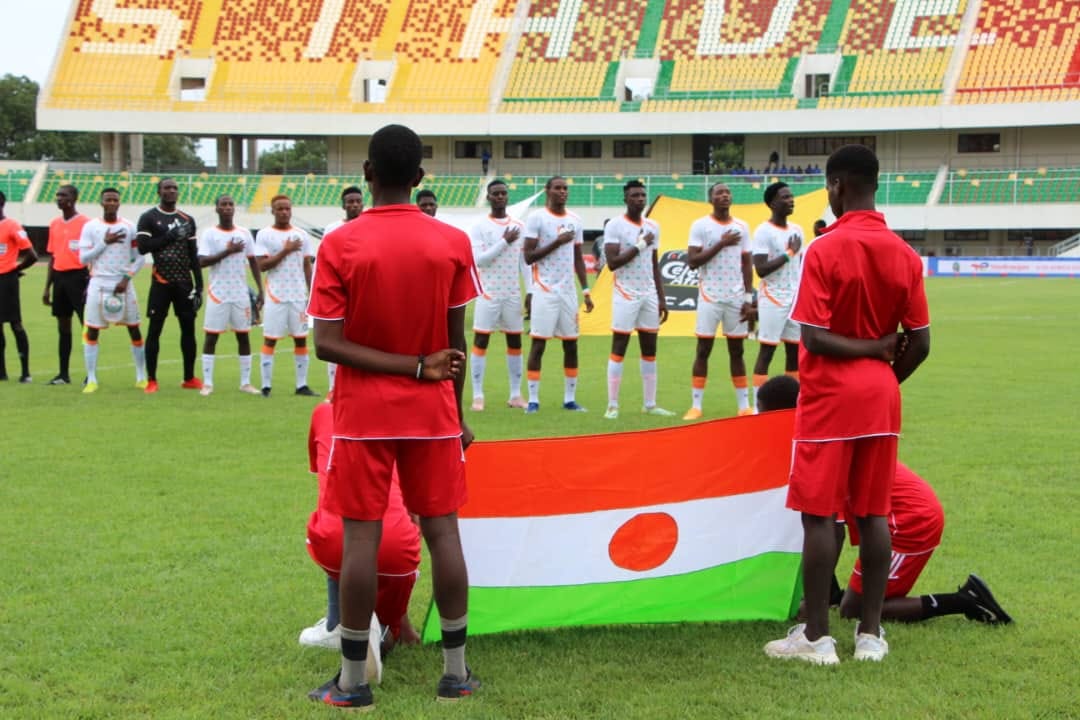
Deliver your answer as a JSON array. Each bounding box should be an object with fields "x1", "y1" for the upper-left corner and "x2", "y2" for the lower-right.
[{"x1": 1, "y1": 268, "x2": 1077, "y2": 718}]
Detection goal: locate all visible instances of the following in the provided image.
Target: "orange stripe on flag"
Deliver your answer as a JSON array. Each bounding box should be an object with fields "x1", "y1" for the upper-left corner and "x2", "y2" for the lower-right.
[{"x1": 459, "y1": 410, "x2": 795, "y2": 518}]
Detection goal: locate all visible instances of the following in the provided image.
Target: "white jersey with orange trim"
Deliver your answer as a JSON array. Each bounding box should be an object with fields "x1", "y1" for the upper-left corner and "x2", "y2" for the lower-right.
[
  {"x1": 604, "y1": 214, "x2": 660, "y2": 299},
  {"x1": 78, "y1": 217, "x2": 143, "y2": 281},
  {"x1": 687, "y1": 215, "x2": 751, "y2": 305},
  {"x1": 255, "y1": 225, "x2": 315, "y2": 304},
  {"x1": 198, "y1": 225, "x2": 256, "y2": 304},
  {"x1": 524, "y1": 208, "x2": 583, "y2": 294},
  {"x1": 470, "y1": 214, "x2": 525, "y2": 300},
  {"x1": 752, "y1": 220, "x2": 805, "y2": 307}
]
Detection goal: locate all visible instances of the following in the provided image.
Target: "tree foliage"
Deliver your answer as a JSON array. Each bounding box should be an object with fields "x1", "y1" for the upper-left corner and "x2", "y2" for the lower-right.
[{"x1": 258, "y1": 139, "x2": 327, "y2": 174}]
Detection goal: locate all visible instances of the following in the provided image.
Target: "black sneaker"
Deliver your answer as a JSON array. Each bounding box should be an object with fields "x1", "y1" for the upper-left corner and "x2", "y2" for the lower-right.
[
  {"x1": 436, "y1": 668, "x2": 480, "y2": 702},
  {"x1": 295, "y1": 385, "x2": 320, "y2": 397},
  {"x1": 47, "y1": 375, "x2": 71, "y2": 385},
  {"x1": 959, "y1": 574, "x2": 1013, "y2": 625},
  {"x1": 310, "y1": 673, "x2": 374, "y2": 711},
  {"x1": 18, "y1": 375, "x2": 32, "y2": 384},
  {"x1": 261, "y1": 386, "x2": 271, "y2": 397}
]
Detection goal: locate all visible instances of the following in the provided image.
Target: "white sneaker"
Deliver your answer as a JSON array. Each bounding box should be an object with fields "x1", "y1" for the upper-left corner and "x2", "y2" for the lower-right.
[
  {"x1": 366, "y1": 613, "x2": 383, "y2": 685},
  {"x1": 853, "y1": 625, "x2": 889, "y2": 661},
  {"x1": 298, "y1": 617, "x2": 341, "y2": 650},
  {"x1": 643, "y1": 405, "x2": 676, "y2": 416},
  {"x1": 604, "y1": 406, "x2": 619, "y2": 419},
  {"x1": 199, "y1": 385, "x2": 213, "y2": 397},
  {"x1": 238, "y1": 384, "x2": 261, "y2": 395},
  {"x1": 764, "y1": 624, "x2": 840, "y2": 665}
]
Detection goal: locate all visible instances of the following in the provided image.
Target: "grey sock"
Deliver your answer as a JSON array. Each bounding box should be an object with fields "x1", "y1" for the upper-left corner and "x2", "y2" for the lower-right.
[
  {"x1": 339, "y1": 626, "x2": 369, "y2": 690},
  {"x1": 440, "y1": 614, "x2": 468, "y2": 679}
]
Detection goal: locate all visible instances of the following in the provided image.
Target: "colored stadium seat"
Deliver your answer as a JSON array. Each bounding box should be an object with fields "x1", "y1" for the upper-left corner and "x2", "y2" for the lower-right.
[
  {"x1": 37, "y1": 171, "x2": 260, "y2": 208},
  {"x1": 941, "y1": 168, "x2": 1080, "y2": 203},
  {"x1": 0, "y1": 169, "x2": 36, "y2": 203}
]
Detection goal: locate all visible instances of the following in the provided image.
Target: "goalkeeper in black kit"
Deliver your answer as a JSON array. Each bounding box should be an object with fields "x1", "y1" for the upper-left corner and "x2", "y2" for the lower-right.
[{"x1": 135, "y1": 177, "x2": 204, "y2": 393}]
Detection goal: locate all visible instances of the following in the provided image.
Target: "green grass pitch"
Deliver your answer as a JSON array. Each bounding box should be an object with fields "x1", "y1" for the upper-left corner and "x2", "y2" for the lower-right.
[{"x1": 1, "y1": 267, "x2": 1077, "y2": 718}]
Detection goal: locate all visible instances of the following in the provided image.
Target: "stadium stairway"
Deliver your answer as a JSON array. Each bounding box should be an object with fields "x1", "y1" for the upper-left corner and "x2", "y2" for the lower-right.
[{"x1": 250, "y1": 175, "x2": 283, "y2": 213}]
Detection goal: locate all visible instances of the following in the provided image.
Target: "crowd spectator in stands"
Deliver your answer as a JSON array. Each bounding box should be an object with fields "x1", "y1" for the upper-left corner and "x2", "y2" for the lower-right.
[{"x1": 767, "y1": 151, "x2": 780, "y2": 172}]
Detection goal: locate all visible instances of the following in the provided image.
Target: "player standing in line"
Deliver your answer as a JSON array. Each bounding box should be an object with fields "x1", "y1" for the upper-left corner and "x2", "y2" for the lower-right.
[
  {"x1": 764, "y1": 145, "x2": 930, "y2": 665},
  {"x1": 682, "y1": 183, "x2": 754, "y2": 420},
  {"x1": 468, "y1": 179, "x2": 526, "y2": 411},
  {"x1": 135, "y1": 178, "x2": 203, "y2": 393},
  {"x1": 78, "y1": 188, "x2": 147, "y2": 392},
  {"x1": 0, "y1": 191, "x2": 37, "y2": 382},
  {"x1": 602, "y1": 180, "x2": 674, "y2": 419},
  {"x1": 756, "y1": 376, "x2": 1012, "y2": 626},
  {"x1": 308, "y1": 123, "x2": 480, "y2": 708},
  {"x1": 300, "y1": 398, "x2": 423, "y2": 660},
  {"x1": 416, "y1": 189, "x2": 438, "y2": 217},
  {"x1": 42, "y1": 184, "x2": 90, "y2": 385},
  {"x1": 321, "y1": 185, "x2": 364, "y2": 392},
  {"x1": 750, "y1": 182, "x2": 805, "y2": 402},
  {"x1": 197, "y1": 195, "x2": 263, "y2": 396},
  {"x1": 255, "y1": 195, "x2": 318, "y2": 398},
  {"x1": 522, "y1": 176, "x2": 594, "y2": 413}
]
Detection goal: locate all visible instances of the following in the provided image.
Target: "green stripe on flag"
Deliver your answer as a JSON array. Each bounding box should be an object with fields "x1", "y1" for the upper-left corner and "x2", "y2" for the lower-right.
[{"x1": 421, "y1": 552, "x2": 802, "y2": 643}]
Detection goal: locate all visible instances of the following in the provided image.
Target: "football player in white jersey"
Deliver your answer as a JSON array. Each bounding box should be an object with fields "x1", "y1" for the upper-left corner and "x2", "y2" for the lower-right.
[
  {"x1": 469, "y1": 180, "x2": 527, "y2": 411},
  {"x1": 750, "y1": 182, "x2": 804, "y2": 406},
  {"x1": 320, "y1": 185, "x2": 364, "y2": 393},
  {"x1": 602, "y1": 181, "x2": 674, "y2": 419},
  {"x1": 522, "y1": 176, "x2": 594, "y2": 413},
  {"x1": 255, "y1": 195, "x2": 318, "y2": 398},
  {"x1": 683, "y1": 183, "x2": 754, "y2": 420},
  {"x1": 78, "y1": 188, "x2": 147, "y2": 392},
  {"x1": 197, "y1": 195, "x2": 264, "y2": 396}
]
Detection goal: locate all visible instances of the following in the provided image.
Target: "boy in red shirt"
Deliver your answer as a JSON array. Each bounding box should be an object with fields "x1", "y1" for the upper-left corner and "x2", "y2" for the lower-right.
[
  {"x1": 764, "y1": 145, "x2": 931, "y2": 665},
  {"x1": 307, "y1": 124, "x2": 480, "y2": 709},
  {"x1": 757, "y1": 376, "x2": 1012, "y2": 626}
]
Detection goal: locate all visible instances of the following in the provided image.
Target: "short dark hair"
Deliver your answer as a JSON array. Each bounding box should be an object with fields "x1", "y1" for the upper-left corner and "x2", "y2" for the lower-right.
[
  {"x1": 707, "y1": 181, "x2": 728, "y2": 198},
  {"x1": 623, "y1": 179, "x2": 645, "y2": 193},
  {"x1": 813, "y1": 219, "x2": 827, "y2": 230},
  {"x1": 340, "y1": 185, "x2": 363, "y2": 199},
  {"x1": 270, "y1": 194, "x2": 290, "y2": 206},
  {"x1": 59, "y1": 184, "x2": 79, "y2": 200},
  {"x1": 415, "y1": 189, "x2": 437, "y2": 203},
  {"x1": 214, "y1": 194, "x2": 233, "y2": 205},
  {"x1": 756, "y1": 375, "x2": 800, "y2": 413},
  {"x1": 156, "y1": 177, "x2": 176, "y2": 192},
  {"x1": 101, "y1": 187, "x2": 121, "y2": 198},
  {"x1": 486, "y1": 179, "x2": 507, "y2": 192},
  {"x1": 545, "y1": 175, "x2": 566, "y2": 191},
  {"x1": 763, "y1": 181, "x2": 788, "y2": 206},
  {"x1": 369, "y1": 124, "x2": 423, "y2": 189},
  {"x1": 826, "y1": 144, "x2": 879, "y2": 191}
]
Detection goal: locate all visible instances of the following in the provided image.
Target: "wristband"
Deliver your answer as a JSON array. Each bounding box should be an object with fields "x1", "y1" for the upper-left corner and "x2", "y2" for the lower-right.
[
  {"x1": 415, "y1": 355, "x2": 425, "y2": 380},
  {"x1": 744, "y1": 292, "x2": 754, "y2": 303},
  {"x1": 635, "y1": 238, "x2": 648, "y2": 253}
]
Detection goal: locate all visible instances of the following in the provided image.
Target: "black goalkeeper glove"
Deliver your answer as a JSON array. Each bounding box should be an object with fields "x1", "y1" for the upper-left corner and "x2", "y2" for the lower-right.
[{"x1": 189, "y1": 288, "x2": 203, "y2": 313}]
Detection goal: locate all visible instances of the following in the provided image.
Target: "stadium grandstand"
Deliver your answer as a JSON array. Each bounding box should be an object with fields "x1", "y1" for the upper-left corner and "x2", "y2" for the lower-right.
[{"x1": 19, "y1": 0, "x2": 1080, "y2": 256}]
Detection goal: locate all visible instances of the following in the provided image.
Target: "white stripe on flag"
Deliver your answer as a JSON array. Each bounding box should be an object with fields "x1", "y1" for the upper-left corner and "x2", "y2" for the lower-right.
[{"x1": 461, "y1": 487, "x2": 801, "y2": 588}]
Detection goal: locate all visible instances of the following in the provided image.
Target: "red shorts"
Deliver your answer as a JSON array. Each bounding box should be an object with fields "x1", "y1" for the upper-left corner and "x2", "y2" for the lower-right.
[
  {"x1": 326, "y1": 438, "x2": 467, "y2": 521},
  {"x1": 849, "y1": 547, "x2": 935, "y2": 598},
  {"x1": 787, "y1": 436, "x2": 897, "y2": 518}
]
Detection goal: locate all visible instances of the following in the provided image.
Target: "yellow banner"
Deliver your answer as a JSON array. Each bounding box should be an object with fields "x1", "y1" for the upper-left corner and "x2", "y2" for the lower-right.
[{"x1": 580, "y1": 190, "x2": 830, "y2": 336}]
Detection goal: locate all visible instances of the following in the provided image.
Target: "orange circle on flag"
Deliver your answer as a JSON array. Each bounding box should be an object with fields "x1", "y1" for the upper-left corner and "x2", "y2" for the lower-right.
[{"x1": 608, "y1": 512, "x2": 678, "y2": 572}]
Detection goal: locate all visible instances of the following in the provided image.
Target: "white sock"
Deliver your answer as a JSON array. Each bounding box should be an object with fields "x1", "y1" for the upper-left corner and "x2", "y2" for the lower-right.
[
  {"x1": 641, "y1": 358, "x2": 658, "y2": 408},
  {"x1": 131, "y1": 342, "x2": 146, "y2": 381},
  {"x1": 607, "y1": 357, "x2": 623, "y2": 408},
  {"x1": 84, "y1": 342, "x2": 99, "y2": 384},
  {"x1": 506, "y1": 351, "x2": 523, "y2": 399},
  {"x1": 471, "y1": 350, "x2": 486, "y2": 400},
  {"x1": 295, "y1": 350, "x2": 310, "y2": 389},
  {"x1": 735, "y1": 384, "x2": 750, "y2": 411},
  {"x1": 564, "y1": 373, "x2": 578, "y2": 404},
  {"x1": 692, "y1": 386, "x2": 705, "y2": 411},
  {"x1": 527, "y1": 376, "x2": 540, "y2": 404},
  {"x1": 260, "y1": 351, "x2": 274, "y2": 389},
  {"x1": 326, "y1": 361, "x2": 337, "y2": 392},
  {"x1": 202, "y1": 354, "x2": 215, "y2": 387},
  {"x1": 239, "y1": 354, "x2": 252, "y2": 386}
]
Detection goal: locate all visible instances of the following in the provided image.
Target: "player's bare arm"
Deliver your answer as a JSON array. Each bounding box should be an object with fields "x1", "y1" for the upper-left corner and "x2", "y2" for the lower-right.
[
  {"x1": 313, "y1": 318, "x2": 465, "y2": 379},
  {"x1": 891, "y1": 326, "x2": 930, "y2": 383},
  {"x1": 199, "y1": 238, "x2": 245, "y2": 267},
  {"x1": 652, "y1": 250, "x2": 668, "y2": 324},
  {"x1": 257, "y1": 237, "x2": 301, "y2": 272},
  {"x1": 247, "y1": 256, "x2": 264, "y2": 308},
  {"x1": 16, "y1": 244, "x2": 37, "y2": 273},
  {"x1": 604, "y1": 234, "x2": 650, "y2": 271},
  {"x1": 801, "y1": 325, "x2": 902, "y2": 361},
  {"x1": 42, "y1": 256, "x2": 55, "y2": 305},
  {"x1": 303, "y1": 255, "x2": 313, "y2": 291},
  {"x1": 753, "y1": 235, "x2": 801, "y2": 278},
  {"x1": 739, "y1": 251, "x2": 754, "y2": 322},
  {"x1": 574, "y1": 245, "x2": 594, "y2": 312},
  {"x1": 448, "y1": 305, "x2": 474, "y2": 449}
]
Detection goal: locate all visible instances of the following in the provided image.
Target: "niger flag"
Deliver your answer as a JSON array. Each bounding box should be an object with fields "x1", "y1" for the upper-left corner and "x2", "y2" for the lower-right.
[{"x1": 421, "y1": 410, "x2": 802, "y2": 641}]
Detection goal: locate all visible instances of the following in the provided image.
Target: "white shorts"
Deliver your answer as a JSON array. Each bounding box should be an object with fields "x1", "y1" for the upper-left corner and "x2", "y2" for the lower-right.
[
  {"x1": 85, "y1": 278, "x2": 140, "y2": 329},
  {"x1": 529, "y1": 289, "x2": 579, "y2": 340},
  {"x1": 263, "y1": 300, "x2": 309, "y2": 339},
  {"x1": 204, "y1": 297, "x2": 252, "y2": 334},
  {"x1": 695, "y1": 298, "x2": 747, "y2": 339},
  {"x1": 611, "y1": 292, "x2": 660, "y2": 334},
  {"x1": 757, "y1": 299, "x2": 800, "y2": 345},
  {"x1": 473, "y1": 295, "x2": 524, "y2": 334}
]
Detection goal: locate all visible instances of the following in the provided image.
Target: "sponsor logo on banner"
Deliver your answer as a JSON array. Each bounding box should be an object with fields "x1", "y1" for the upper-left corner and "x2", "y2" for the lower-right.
[
  {"x1": 659, "y1": 250, "x2": 700, "y2": 311},
  {"x1": 934, "y1": 256, "x2": 1080, "y2": 277}
]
